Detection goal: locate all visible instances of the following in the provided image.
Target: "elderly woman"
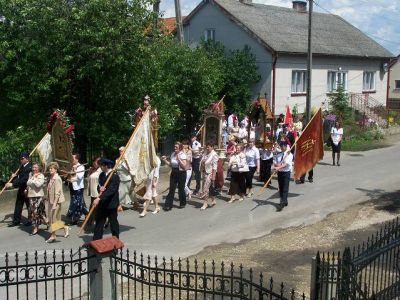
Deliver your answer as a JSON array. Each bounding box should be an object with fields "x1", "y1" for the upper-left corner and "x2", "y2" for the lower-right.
[
  {"x1": 228, "y1": 144, "x2": 248, "y2": 203},
  {"x1": 161, "y1": 142, "x2": 187, "y2": 210},
  {"x1": 46, "y1": 162, "x2": 69, "y2": 243},
  {"x1": 199, "y1": 142, "x2": 219, "y2": 210},
  {"x1": 26, "y1": 163, "x2": 46, "y2": 236}
]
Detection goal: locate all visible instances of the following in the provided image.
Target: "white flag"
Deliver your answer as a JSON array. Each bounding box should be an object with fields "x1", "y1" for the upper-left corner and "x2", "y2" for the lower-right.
[
  {"x1": 35, "y1": 133, "x2": 53, "y2": 169},
  {"x1": 123, "y1": 109, "x2": 157, "y2": 185}
]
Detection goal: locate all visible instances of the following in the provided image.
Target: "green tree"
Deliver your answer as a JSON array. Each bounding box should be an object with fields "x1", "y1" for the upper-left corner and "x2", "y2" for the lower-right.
[{"x1": 328, "y1": 84, "x2": 352, "y2": 123}]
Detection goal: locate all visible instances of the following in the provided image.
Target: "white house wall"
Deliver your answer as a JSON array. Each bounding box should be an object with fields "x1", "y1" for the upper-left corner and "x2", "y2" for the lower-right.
[
  {"x1": 183, "y1": 1, "x2": 273, "y2": 106},
  {"x1": 274, "y1": 55, "x2": 388, "y2": 115}
]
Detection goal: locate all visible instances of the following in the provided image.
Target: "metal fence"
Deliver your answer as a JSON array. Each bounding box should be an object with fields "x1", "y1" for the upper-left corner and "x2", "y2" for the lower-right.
[
  {"x1": 0, "y1": 248, "x2": 96, "y2": 300},
  {"x1": 111, "y1": 249, "x2": 306, "y2": 300},
  {"x1": 311, "y1": 217, "x2": 400, "y2": 300}
]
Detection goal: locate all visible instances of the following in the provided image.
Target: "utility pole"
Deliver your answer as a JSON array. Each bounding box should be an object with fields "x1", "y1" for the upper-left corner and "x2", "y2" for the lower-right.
[
  {"x1": 306, "y1": 0, "x2": 313, "y2": 122},
  {"x1": 153, "y1": 1, "x2": 161, "y2": 28},
  {"x1": 174, "y1": 0, "x2": 184, "y2": 43}
]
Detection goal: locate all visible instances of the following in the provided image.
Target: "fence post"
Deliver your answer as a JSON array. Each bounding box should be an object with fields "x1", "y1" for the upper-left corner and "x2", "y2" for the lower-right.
[
  {"x1": 340, "y1": 247, "x2": 352, "y2": 300},
  {"x1": 88, "y1": 250, "x2": 116, "y2": 299},
  {"x1": 310, "y1": 253, "x2": 319, "y2": 300},
  {"x1": 86, "y1": 237, "x2": 124, "y2": 300}
]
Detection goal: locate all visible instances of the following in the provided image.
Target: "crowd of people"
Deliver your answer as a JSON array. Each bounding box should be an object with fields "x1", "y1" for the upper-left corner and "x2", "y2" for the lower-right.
[{"x1": 4, "y1": 108, "x2": 344, "y2": 242}]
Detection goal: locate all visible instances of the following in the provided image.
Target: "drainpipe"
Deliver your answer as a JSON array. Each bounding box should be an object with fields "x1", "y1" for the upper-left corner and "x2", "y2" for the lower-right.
[
  {"x1": 272, "y1": 53, "x2": 278, "y2": 130},
  {"x1": 386, "y1": 61, "x2": 391, "y2": 109}
]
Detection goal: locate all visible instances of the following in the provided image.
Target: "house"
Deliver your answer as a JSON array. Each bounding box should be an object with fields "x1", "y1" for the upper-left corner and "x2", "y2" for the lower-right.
[
  {"x1": 387, "y1": 55, "x2": 400, "y2": 110},
  {"x1": 182, "y1": 0, "x2": 394, "y2": 115}
]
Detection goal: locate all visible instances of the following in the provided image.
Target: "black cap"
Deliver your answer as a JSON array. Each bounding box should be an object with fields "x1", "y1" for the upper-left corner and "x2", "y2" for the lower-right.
[
  {"x1": 20, "y1": 151, "x2": 29, "y2": 159},
  {"x1": 99, "y1": 158, "x2": 114, "y2": 167}
]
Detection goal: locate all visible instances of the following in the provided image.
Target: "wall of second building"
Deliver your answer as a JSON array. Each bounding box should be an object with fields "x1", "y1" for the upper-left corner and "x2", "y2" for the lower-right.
[
  {"x1": 388, "y1": 59, "x2": 400, "y2": 101},
  {"x1": 274, "y1": 55, "x2": 389, "y2": 115},
  {"x1": 183, "y1": 1, "x2": 273, "y2": 107}
]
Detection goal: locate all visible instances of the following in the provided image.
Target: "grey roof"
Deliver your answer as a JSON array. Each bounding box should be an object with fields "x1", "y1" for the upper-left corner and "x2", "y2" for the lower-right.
[{"x1": 192, "y1": 0, "x2": 393, "y2": 58}]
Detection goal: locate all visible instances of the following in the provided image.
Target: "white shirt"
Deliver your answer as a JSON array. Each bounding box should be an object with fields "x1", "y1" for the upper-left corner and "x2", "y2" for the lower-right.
[
  {"x1": 170, "y1": 151, "x2": 187, "y2": 170},
  {"x1": 245, "y1": 146, "x2": 260, "y2": 167},
  {"x1": 72, "y1": 163, "x2": 85, "y2": 190},
  {"x1": 192, "y1": 140, "x2": 202, "y2": 158},
  {"x1": 149, "y1": 156, "x2": 161, "y2": 179},
  {"x1": 259, "y1": 148, "x2": 273, "y2": 160},
  {"x1": 274, "y1": 151, "x2": 293, "y2": 173},
  {"x1": 238, "y1": 127, "x2": 247, "y2": 139},
  {"x1": 331, "y1": 127, "x2": 343, "y2": 145}
]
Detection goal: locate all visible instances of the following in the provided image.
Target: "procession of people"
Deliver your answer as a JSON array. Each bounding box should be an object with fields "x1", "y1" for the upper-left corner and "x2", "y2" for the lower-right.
[{"x1": 2, "y1": 95, "x2": 341, "y2": 243}]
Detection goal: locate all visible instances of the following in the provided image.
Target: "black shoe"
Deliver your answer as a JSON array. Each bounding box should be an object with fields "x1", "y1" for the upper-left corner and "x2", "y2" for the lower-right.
[
  {"x1": 276, "y1": 204, "x2": 283, "y2": 212},
  {"x1": 8, "y1": 222, "x2": 19, "y2": 227},
  {"x1": 23, "y1": 221, "x2": 32, "y2": 226},
  {"x1": 308, "y1": 178, "x2": 313, "y2": 183},
  {"x1": 284, "y1": 202, "x2": 288, "y2": 207},
  {"x1": 163, "y1": 206, "x2": 172, "y2": 211},
  {"x1": 178, "y1": 205, "x2": 186, "y2": 209},
  {"x1": 295, "y1": 180, "x2": 304, "y2": 184}
]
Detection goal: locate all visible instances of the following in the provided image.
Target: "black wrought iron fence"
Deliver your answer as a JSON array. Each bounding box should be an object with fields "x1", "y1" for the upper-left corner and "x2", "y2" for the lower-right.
[
  {"x1": 0, "y1": 247, "x2": 96, "y2": 300},
  {"x1": 311, "y1": 217, "x2": 400, "y2": 300},
  {"x1": 111, "y1": 249, "x2": 306, "y2": 300}
]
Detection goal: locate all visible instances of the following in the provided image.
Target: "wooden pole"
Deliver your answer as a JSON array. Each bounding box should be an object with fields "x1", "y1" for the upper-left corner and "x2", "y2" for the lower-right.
[
  {"x1": 0, "y1": 133, "x2": 48, "y2": 198},
  {"x1": 256, "y1": 107, "x2": 321, "y2": 196},
  {"x1": 78, "y1": 108, "x2": 152, "y2": 235}
]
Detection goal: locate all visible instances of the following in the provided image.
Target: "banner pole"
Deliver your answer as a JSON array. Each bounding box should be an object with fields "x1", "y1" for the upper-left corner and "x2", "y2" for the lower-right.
[{"x1": 78, "y1": 108, "x2": 151, "y2": 235}]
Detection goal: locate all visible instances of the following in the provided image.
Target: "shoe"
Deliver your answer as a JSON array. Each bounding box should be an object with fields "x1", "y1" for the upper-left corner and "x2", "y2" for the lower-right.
[
  {"x1": 276, "y1": 204, "x2": 283, "y2": 212},
  {"x1": 8, "y1": 222, "x2": 19, "y2": 227},
  {"x1": 179, "y1": 205, "x2": 186, "y2": 209},
  {"x1": 246, "y1": 192, "x2": 253, "y2": 198},
  {"x1": 332, "y1": 162, "x2": 335, "y2": 166},
  {"x1": 238, "y1": 198, "x2": 244, "y2": 202},
  {"x1": 30, "y1": 230, "x2": 38, "y2": 236},
  {"x1": 64, "y1": 226, "x2": 70, "y2": 238},
  {"x1": 228, "y1": 199, "x2": 235, "y2": 203},
  {"x1": 308, "y1": 178, "x2": 313, "y2": 183},
  {"x1": 295, "y1": 180, "x2": 304, "y2": 184},
  {"x1": 163, "y1": 206, "x2": 172, "y2": 211},
  {"x1": 45, "y1": 237, "x2": 56, "y2": 243},
  {"x1": 337, "y1": 163, "x2": 340, "y2": 166},
  {"x1": 200, "y1": 204, "x2": 208, "y2": 210},
  {"x1": 139, "y1": 211, "x2": 147, "y2": 217},
  {"x1": 24, "y1": 221, "x2": 32, "y2": 227},
  {"x1": 283, "y1": 202, "x2": 288, "y2": 207},
  {"x1": 152, "y1": 207, "x2": 161, "y2": 214}
]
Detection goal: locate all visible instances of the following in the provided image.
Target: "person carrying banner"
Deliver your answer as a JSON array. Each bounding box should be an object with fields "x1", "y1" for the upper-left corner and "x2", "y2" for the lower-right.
[
  {"x1": 6, "y1": 151, "x2": 32, "y2": 227},
  {"x1": 272, "y1": 141, "x2": 293, "y2": 211},
  {"x1": 92, "y1": 158, "x2": 120, "y2": 240}
]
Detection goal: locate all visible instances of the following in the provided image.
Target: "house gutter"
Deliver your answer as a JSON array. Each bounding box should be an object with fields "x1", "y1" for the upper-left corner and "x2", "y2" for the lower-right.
[
  {"x1": 272, "y1": 53, "x2": 278, "y2": 118},
  {"x1": 386, "y1": 63, "x2": 391, "y2": 109}
]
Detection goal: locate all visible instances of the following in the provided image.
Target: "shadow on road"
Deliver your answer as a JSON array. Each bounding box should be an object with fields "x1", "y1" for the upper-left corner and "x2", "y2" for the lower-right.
[{"x1": 356, "y1": 188, "x2": 400, "y2": 213}]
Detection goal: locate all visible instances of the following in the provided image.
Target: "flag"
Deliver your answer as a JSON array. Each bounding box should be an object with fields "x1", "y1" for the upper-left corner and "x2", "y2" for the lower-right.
[
  {"x1": 34, "y1": 133, "x2": 53, "y2": 169},
  {"x1": 123, "y1": 109, "x2": 157, "y2": 185},
  {"x1": 284, "y1": 105, "x2": 297, "y2": 139},
  {"x1": 293, "y1": 108, "x2": 324, "y2": 180}
]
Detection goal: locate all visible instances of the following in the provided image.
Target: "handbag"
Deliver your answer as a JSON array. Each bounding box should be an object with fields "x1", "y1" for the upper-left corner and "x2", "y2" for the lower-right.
[{"x1": 209, "y1": 181, "x2": 220, "y2": 197}]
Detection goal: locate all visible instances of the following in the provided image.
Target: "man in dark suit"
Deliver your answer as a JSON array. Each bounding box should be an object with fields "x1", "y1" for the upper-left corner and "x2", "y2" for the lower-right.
[
  {"x1": 6, "y1": 151, "x2": 32, "y2": 227},
  {"x1": 92, "y1": 158, "x2": 120, "y2": 240}
]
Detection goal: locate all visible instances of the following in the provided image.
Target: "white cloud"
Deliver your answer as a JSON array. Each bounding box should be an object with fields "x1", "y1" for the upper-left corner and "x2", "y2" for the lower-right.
[{"x1": 160, "y1": 0, "x2": 400, "y2": 54}]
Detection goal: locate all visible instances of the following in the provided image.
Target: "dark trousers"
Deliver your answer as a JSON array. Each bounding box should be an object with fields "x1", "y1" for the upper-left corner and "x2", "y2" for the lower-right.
[
  {"x1": 277, "y1": 171, "x2": 291, "y2": 205},
  {"x1": 191, "y1": 157, "x2": 201, "y2": 193},
  {"x1": 300, "y1": 169, "x2": 314, "y2": 182},
  {"x1": 93, "y1": 207, "x2": 119, "y2": 240},
  {"x1": 13, "y1": 187, "x2": 30, "y2": 224},
  {"x1": 165, "y1": 169, "x2": 187, "y2": 208},
  {"x1": 260, "y1": 158, "x2": 273, "y2": 182},
  {"x1": 245, "y1": 166, "x2": 257, "y2": 189}
]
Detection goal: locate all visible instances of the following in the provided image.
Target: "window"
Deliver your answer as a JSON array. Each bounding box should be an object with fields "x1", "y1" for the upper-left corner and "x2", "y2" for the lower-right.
[
  {"x1": 395, "y1": 80, "x2": 400, "y2": 90},
  {"x1": 327, "y1": 71, "x2": 347, "y2": 92},
  {"x1": 291, "y1": 70, "x2": 307, "y2": 93},
  {"x1": 363, "y1": 71, "x2": 375, "y2": 91},
  {"x1": 204, "y1": 29, "x2": 215, "y2": 41}
]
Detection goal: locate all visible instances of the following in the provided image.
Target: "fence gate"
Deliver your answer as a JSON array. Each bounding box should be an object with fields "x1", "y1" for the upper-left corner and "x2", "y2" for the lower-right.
[
  {"x1": 0, "y1": 248, "x2": 96, "y2": 300},
  {"x1": 111, "y1": 249, "x2": 306, "y2": 300},
  {"x1": 312, "y1": 217, "x2": 400, "y2": 300}
]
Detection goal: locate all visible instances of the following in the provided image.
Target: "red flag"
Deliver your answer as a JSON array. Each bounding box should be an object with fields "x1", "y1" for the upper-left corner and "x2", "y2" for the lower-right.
[
  {"x1": 284, "y1": 105, "x2": 297, "y2": 139},
  {"x1": 294, "y1": 108, "x2": 324, "y2": 180}
]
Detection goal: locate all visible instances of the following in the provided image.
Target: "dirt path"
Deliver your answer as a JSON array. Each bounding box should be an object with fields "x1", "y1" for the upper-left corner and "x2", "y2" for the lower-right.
[{"x1": 189, "y1": 189, "x2": 400, "y2": 297}]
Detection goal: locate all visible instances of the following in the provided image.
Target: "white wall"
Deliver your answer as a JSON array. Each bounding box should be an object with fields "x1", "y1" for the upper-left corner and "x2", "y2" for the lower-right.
[
  {"x1": 274, "y1": 55, "x2": 389, "y2": 114},
  {"x1": 183, "y1": 2, "x2": 273, "y2": 105}
]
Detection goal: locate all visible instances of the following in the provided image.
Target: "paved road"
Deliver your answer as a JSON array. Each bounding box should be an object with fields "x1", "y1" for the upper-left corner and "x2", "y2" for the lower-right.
[{"x1": 0, "y1": 141, "x2": 399, "y2": 258}]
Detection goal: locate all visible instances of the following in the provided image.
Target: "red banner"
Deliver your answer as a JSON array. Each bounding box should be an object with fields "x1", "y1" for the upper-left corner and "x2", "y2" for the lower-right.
[
  {"x1": 294, "y1": 108, "x2": 324, "y2": 179},
  {"x1": 284, "y1": 105, "x2": 293, "y2": 126}
]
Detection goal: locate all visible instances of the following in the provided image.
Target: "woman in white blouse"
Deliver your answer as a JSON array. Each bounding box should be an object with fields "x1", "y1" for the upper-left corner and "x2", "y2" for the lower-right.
[
  {"x1": 199, "y1": 142, "x2": 219, "y2": 210},
  {"x1": 244, "y1": 139, "x2": 260, "y2": 197},
  {"x1": 26, "y1": 163, "x2": 46, "y2": 236},
  {"x1": 162, "y1": 142, "x2": 187, "y2": 210},
  {"x1": 182, "y1": 140, "x2": 193, "y2": 200},
  {"x1": 228, "y1": 145, "x2": 248, "y2": 203}
]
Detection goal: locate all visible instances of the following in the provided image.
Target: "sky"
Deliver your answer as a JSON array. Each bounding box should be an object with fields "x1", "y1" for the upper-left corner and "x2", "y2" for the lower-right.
[{"x1": 159, "y1": 0, "x2": 400, "y2": 55}]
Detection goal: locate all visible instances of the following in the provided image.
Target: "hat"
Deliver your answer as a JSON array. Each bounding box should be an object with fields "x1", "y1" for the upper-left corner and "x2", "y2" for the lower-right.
[
  {"x1": 20, "y1": 151, "x2": 29, "y2": 159},
  {"x1": 99, "y1": 158, "x2": 114, "y2": 167}
]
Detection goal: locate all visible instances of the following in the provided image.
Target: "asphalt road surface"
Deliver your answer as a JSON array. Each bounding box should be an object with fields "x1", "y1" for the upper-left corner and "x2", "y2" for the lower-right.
[{"x1": 0, "y1": 141, "x2": 399, "y2": 259}]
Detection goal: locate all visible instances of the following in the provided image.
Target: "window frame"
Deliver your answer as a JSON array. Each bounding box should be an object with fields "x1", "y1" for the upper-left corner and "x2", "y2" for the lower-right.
[
  {"x1": 204, "y1": 28, "x2": 215, "y2": 41},
  {"x1": 395, "y1": 80, "x2": 400, "y2": 90},
  {"x1": 291, "y1": 70, "x2": 307, "y2": 94},
  {"x1": 363, "y1": 71, "x2": 376, "y2": 91},
  {"x1": 327, "y1": 70, "x2": 348, "y2": 92}
]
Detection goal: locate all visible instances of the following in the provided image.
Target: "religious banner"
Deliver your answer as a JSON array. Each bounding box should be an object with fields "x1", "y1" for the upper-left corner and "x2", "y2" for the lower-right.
[
  {"x1": 34, "y1": 133, "x2": 53, "y2": 169},
  {"x1": 293, "y1": 108, "x2": 324, "y2": 180},
  {"x1": 284, "y1": 105, "x2": 297, "y2": 139},
  {"x1": 124, "y1": 109, "x2": 157, "y2": 185}
]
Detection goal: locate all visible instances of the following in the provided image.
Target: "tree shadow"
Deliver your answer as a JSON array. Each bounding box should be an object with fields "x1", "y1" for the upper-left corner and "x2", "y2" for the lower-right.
[{"x1": 356, "y1": 188, "x2": 400, "y2": 213}]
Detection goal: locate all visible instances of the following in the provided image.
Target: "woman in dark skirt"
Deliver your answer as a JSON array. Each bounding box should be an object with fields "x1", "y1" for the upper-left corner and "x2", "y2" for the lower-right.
[{"x1": 228, "y1": 145, "x2": 248, "y2": 203}]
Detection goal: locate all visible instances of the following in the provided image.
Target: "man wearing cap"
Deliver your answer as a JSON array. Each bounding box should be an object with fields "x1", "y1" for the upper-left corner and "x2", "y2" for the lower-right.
[
  {"x1": 272, "y1": 141, "x2": 293, "y2": 211},
  {"x1": 92, "y1": 158, "x2": 120, "y2": 240},
  {"x1": 6, "y1": 151, "x2": 32, "y2": 226}
]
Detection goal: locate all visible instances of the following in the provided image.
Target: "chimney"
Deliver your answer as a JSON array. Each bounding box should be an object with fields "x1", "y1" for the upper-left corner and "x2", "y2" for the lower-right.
[
  {"x1": 239, "y1": 0, "x2": 252, "y2": 5},
  {"x1": 292, "y1": 0, "x2": 307, "y2": 12}
]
